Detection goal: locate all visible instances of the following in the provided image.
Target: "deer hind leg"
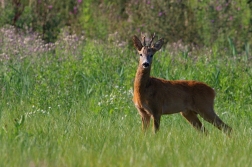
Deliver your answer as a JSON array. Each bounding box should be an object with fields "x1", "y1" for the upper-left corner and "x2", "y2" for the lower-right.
[
  {"x1": 181, "y1": 110, "x2": 207, "y2": 134},
  {"x1": 198, "y1": 109, "x2": 232, "y2": 134}
]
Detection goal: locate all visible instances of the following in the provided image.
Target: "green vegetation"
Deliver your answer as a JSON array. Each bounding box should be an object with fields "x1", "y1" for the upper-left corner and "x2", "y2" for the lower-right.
[
  {"x1": 1, "y1": 0, "x2": 252, "y2": 50},
  {"x1": 0, "y1": 26, "x2": 252, "y2": 166},
  {"x1": 0, "y1": 0, "x2": 252, "y2": 166}
]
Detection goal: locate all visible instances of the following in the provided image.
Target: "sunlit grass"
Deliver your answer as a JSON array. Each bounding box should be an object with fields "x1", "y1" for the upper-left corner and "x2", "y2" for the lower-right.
[{"x1": 0, "y1": 35, "x2": 252, "y2": 166}]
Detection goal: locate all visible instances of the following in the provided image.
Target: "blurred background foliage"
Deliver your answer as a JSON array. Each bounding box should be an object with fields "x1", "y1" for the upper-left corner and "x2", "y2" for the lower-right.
[{"x1": 0, "y1": 0, "x2": 251, "y2": 52}]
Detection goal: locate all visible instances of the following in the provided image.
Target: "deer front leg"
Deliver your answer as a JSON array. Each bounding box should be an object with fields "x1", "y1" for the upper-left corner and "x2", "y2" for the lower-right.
[
  {"x1": 137, "y1": 108, "x2": 151, "y2": 131},
  {"x1": 141, "y1": 115, "x2": 151, "y2": 131},
  {"x1": 152, "y1": 114, "x2": 161, "y2": 133}
]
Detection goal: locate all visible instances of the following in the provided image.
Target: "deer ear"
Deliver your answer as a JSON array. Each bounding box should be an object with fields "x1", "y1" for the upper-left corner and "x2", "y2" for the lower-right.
[
  {"x1": 132, "y1": 35, "x2": 143, "y2": 51},
  {"x1": 152, "y1": 38, "x2": 164, "y2": 51}
]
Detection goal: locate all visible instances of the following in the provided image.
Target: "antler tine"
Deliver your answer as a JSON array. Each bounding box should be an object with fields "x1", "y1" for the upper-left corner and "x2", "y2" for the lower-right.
[
  {"x1": 149, "y1": 33, "x2": 156, "y2": 47},
  {"x1": 141, "y1": 35, "x2": 146, "y2": 46}
]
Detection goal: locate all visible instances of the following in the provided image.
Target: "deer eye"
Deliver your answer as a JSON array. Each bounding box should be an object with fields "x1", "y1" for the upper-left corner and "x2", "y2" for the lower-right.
[{"x1": 139, "y1": 54, "x2": 142, "y2": 57}]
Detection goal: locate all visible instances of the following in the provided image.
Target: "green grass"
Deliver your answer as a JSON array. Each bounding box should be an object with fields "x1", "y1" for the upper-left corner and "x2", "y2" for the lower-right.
[{"x1": 0, "y1": 41, "x2": 252, "y2": 167}]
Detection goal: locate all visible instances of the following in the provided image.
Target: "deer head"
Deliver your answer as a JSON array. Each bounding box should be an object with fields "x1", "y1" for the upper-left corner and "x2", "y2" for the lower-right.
[{"x1": 133, "y1": 34, "x2": 164, "y2": 69}]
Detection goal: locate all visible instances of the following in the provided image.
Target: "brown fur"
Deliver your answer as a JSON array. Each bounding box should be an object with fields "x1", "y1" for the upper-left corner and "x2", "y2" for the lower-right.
[{"x1": 132, "y1": 35, "x2": 232, "y2": 134}]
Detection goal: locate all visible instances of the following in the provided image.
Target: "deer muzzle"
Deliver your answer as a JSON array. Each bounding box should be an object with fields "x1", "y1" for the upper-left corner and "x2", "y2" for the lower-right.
[{"x1": 142, "y1": 62, "x2": 150, "y2": 68}]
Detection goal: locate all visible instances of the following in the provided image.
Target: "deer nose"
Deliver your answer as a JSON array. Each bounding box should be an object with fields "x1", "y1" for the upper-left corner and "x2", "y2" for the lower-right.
[{"x1": 142, "y1": 62, "x2": 150, "y2": 68}]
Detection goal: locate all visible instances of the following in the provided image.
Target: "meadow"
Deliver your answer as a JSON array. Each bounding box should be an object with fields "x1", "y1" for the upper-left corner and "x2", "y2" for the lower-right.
[{"x1": 0, "y1": 27, "x2": 252, "y2": 166}]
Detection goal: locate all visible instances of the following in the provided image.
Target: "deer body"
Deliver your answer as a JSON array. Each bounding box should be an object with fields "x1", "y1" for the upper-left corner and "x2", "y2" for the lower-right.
[
  {"x1": 134, "y1": 77, "x2": 215, "y2": 115},
  {"x1": 132, "y1": 34, "x2": 232, "y2": 134}
]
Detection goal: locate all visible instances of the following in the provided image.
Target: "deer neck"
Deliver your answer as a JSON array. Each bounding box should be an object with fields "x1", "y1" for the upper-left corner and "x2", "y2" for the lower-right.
[{"x1": 134, "y1": 65, "x2": 151, "y2": 94}]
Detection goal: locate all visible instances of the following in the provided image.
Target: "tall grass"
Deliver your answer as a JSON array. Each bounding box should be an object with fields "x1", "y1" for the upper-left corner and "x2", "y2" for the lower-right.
[{"x1": 0, "y1": 29, "x2": 252, "y2": 166}]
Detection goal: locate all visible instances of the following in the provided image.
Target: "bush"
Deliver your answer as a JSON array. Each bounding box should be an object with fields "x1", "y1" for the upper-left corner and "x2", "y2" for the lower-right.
[{"x1": 0, "y1": 0, "x2": 251, "y2": 51}]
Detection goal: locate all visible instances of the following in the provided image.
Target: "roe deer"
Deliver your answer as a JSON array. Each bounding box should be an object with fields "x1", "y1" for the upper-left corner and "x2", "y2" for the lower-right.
[{"x1": 132, "y1": 34, "x2": 232, "y2": 134}]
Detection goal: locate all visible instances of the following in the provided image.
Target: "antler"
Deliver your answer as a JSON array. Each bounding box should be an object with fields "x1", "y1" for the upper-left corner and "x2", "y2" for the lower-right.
[
  {"x1": 148, "y1": 33, "x2": 156, "y2": 47},
  {"x1": 141, "y1": 35, "x2": 146, "y2": 46}
]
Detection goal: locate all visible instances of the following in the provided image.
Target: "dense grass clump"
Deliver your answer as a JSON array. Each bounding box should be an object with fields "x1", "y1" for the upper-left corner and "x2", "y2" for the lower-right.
[{"x1": 0, "y1": 29, "x2": 252, "y2": 166}]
